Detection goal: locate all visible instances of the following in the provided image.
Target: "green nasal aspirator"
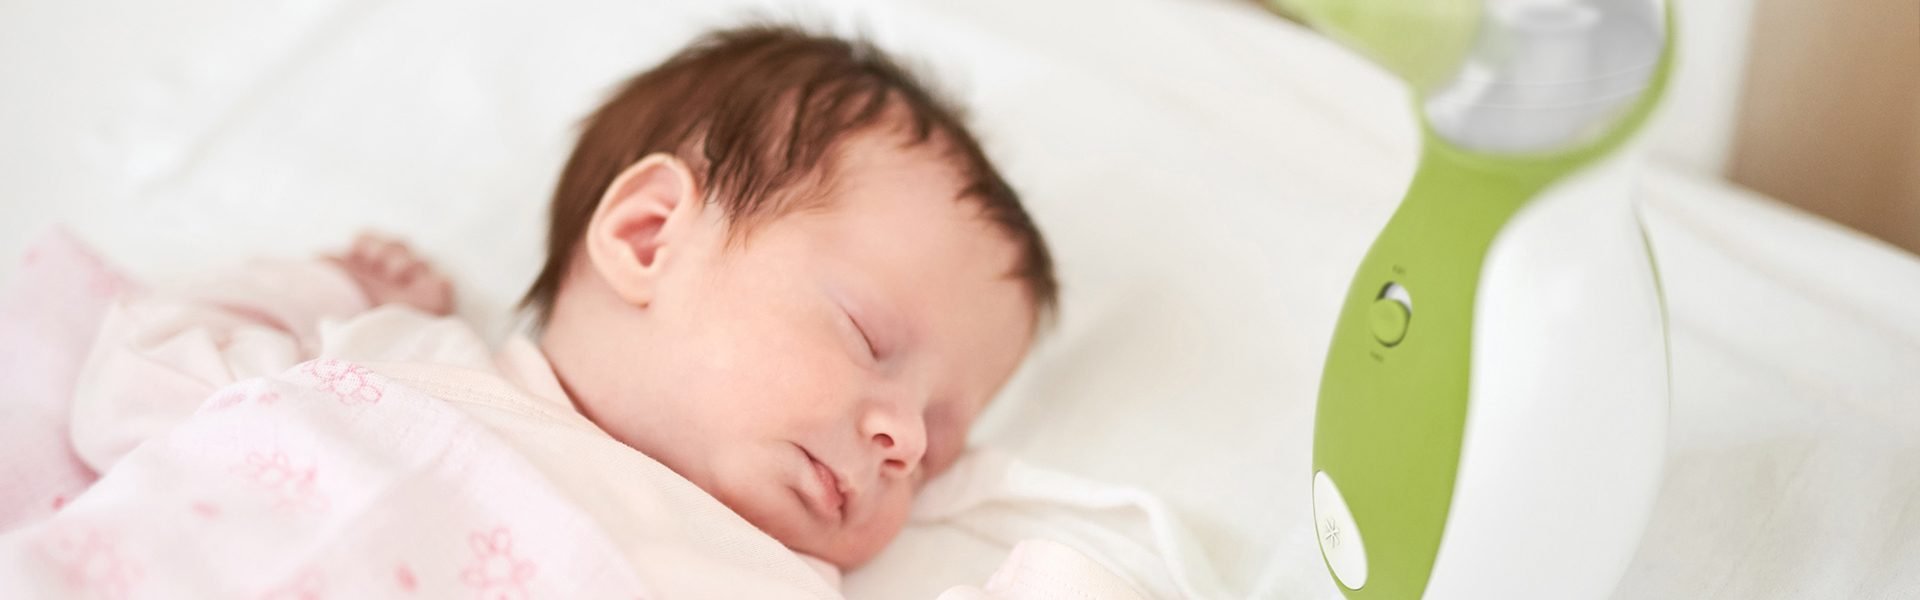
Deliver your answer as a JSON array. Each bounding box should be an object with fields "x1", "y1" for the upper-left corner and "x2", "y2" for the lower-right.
[{"x1": 1275, "y1": 0, "x2": 1674, "y2": 598}]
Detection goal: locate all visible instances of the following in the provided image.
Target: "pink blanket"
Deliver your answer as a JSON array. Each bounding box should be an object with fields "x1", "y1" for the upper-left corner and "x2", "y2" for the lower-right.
[
  {"x1": 0, "y1": 356, "x2": 648, "y2": 598},
  {"x1": 0, "y1": 232, "x2": 644, "y2": 597},
  {"x1": 0, "y1": 229, "x2": 134, "y2": 532}
]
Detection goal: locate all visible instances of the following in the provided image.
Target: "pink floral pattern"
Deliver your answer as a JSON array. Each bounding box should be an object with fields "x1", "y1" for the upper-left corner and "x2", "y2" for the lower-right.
[
  {"x1": 395, "y1": 563, "x2": 418, "y2": 592},
  {"x1": 205, "y1": 389, "x2": 249, "y2": 412},
  {"x1": 0, "y1": 317, "x2": 657, "y2": 599},
  {"x1": 87, "y1": 270, "x2": 126, "y2": 299},
  {"x1": 205, "y1": 388, "x2": 283, "y2": 412},
  {"x1": 37, "y1": 527, "x2": 141, "y2": 599},
  {"x1": 301, "y1": 359, "x2": 383, "y2": 405},
  {"x1": 461, "y1": 527, "x2": 537, "y2": 600},
  {"x1": 231, "y1": 451, "x2": 329, "y2": 513},
  {"x1": 257, "y1": 569, "x2": 324, "y2": 600}
]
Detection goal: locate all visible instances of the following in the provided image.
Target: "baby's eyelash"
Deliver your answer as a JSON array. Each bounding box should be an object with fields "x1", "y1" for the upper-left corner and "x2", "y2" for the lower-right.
[{"x1": 848, "y1": 313, "x2": 878, "y2": 358}]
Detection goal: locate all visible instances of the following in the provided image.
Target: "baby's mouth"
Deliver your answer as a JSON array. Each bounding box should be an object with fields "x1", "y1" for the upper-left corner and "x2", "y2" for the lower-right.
[{"x1": 797, "y1": 445, "x2": 847, "y2": 524}]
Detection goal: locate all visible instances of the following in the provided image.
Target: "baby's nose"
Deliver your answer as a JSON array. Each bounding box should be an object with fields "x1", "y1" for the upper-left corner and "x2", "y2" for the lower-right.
[{"x1": 860, "y1": 406, "x2": 927, "y2": 478}]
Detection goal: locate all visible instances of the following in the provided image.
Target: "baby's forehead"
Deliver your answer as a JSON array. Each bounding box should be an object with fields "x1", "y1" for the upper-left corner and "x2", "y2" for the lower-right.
[
  {"x1": 737, "y1": 130, "x2": 980, "y2": 238},
  {"x1": 806, "y1": 131, "x2": 1043, "y2": 320},
  {"x1": 801, "y1": 190, "x2": 1033, "y2": 322},
  {"x1": 790, "y1": 111, "x2": 966, "y2": 189}
]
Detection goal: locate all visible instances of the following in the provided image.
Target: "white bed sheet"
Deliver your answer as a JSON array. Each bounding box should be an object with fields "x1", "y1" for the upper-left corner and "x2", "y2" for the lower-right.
[{"x1": 2, "y1": 0, "x2": 1914, "y2": 598}]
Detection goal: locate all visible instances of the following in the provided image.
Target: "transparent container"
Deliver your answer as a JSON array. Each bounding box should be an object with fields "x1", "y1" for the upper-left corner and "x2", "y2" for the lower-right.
[{"x1": 1421, "y1": 0, "x2": 1667, "y2": 152}]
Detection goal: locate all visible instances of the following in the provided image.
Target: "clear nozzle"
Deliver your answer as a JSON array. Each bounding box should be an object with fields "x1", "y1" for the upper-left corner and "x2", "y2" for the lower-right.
[
  {"x1": 1422, "y1": 0, "x2": 1666, "y2": 152},
  {"x1": 1275, "y1": 0, "x2": 1667, "y2": 153}
]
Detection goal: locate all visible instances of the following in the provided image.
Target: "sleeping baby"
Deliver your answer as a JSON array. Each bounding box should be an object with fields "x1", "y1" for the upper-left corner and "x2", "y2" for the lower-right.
[{"x1": 0, "y1": 25, "x2": 1149, "y2": 599}]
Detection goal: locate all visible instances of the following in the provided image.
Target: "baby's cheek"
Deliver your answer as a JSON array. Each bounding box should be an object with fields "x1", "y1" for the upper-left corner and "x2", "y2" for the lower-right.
[{"x1": 710, "y1": 466, "x2": 820, "y2": 554}]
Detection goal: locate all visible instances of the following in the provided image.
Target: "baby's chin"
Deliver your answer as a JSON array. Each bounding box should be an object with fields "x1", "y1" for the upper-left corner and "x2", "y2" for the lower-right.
[
  {"x1": 762, "y1": 510, "x2": 898, "y2": 570},
  {"x1": 716, "y1": 482, "x2": 901, "y2": 570}
]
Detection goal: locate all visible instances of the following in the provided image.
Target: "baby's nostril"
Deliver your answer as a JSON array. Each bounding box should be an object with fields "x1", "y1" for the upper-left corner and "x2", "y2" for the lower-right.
[{"x1": 874, "y1": 433, "x2": 895, "y2": 449}]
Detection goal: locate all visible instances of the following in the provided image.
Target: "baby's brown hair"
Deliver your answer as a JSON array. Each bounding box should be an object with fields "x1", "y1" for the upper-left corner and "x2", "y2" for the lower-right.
[{"x1": 521, "y1": 24, "x2": 1056, "y2": 328}]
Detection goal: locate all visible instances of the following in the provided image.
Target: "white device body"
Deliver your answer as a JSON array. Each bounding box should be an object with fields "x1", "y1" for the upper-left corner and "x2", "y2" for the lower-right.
[{"x1": 1423, "y1": 152, "x2": 1669, "y2": 598}]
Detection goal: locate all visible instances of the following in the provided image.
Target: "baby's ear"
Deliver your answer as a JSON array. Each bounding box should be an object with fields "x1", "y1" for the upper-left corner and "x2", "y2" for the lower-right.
[{"x1": 584, "y1": 153, "x2": 702, "y2": 308}]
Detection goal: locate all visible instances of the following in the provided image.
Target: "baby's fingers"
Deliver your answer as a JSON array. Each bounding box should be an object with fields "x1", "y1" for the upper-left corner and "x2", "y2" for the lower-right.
[
  {"x1": 377, "y1": 247, "x2": 416, "y2": 282},
  {"x1": 349, "y1": 232, "x2": 399, "y2": 263}
]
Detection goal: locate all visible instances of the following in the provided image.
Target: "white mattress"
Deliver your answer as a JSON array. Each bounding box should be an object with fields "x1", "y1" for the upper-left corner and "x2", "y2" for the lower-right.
[{"x1": 2, "y1": 0, "x2": 1914, "y2": 597}]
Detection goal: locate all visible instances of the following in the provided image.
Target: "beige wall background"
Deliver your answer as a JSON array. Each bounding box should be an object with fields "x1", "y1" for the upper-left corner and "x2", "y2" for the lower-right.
[{"x1": 1729, "y1": 0, "x2": 1920, "y2": 254}]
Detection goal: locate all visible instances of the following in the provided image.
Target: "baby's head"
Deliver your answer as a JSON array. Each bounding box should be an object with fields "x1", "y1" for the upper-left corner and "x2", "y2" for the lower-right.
[{"x1": 522, "y1": 25, "x2": 1056, "y2": 568}]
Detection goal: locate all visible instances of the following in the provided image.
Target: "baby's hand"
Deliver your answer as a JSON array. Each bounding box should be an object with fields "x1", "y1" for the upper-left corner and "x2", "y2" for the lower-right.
[{"x1": 326, "y1": 232, "x2": 455, "y2": 316}]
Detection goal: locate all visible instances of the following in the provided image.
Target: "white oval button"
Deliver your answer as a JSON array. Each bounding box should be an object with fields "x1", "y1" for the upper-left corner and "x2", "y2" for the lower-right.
[{"x1": 1314, "y1": 470, "x2": 1369, "y2": 590}]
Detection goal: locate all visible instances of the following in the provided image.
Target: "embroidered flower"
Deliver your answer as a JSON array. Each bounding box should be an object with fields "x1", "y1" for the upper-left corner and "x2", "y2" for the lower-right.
[
  {"x1": 461, "y1": 527, "x2": 537, "y2": 600},
  {"x1": 395, "y1": 563, "x2": 418, "y2": 592},
  {"x1": 231, "y1": 451, "x2": 329, "y2": 513},
  {"x1": 257, "y1": 569, "x2": 324, "y2": 600},
  {"x1": 301, "y1": 359, "x2": 383, "y2": 405},
  {"x1": 203, "y1": 386, "x2": 283, "y2": 412},
  {"x1": 204, "y1": 389, "x2": 248, "y2": 412},
  {"x1": 37, "y1": 526, "x2": 141, "y2": 600}
]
